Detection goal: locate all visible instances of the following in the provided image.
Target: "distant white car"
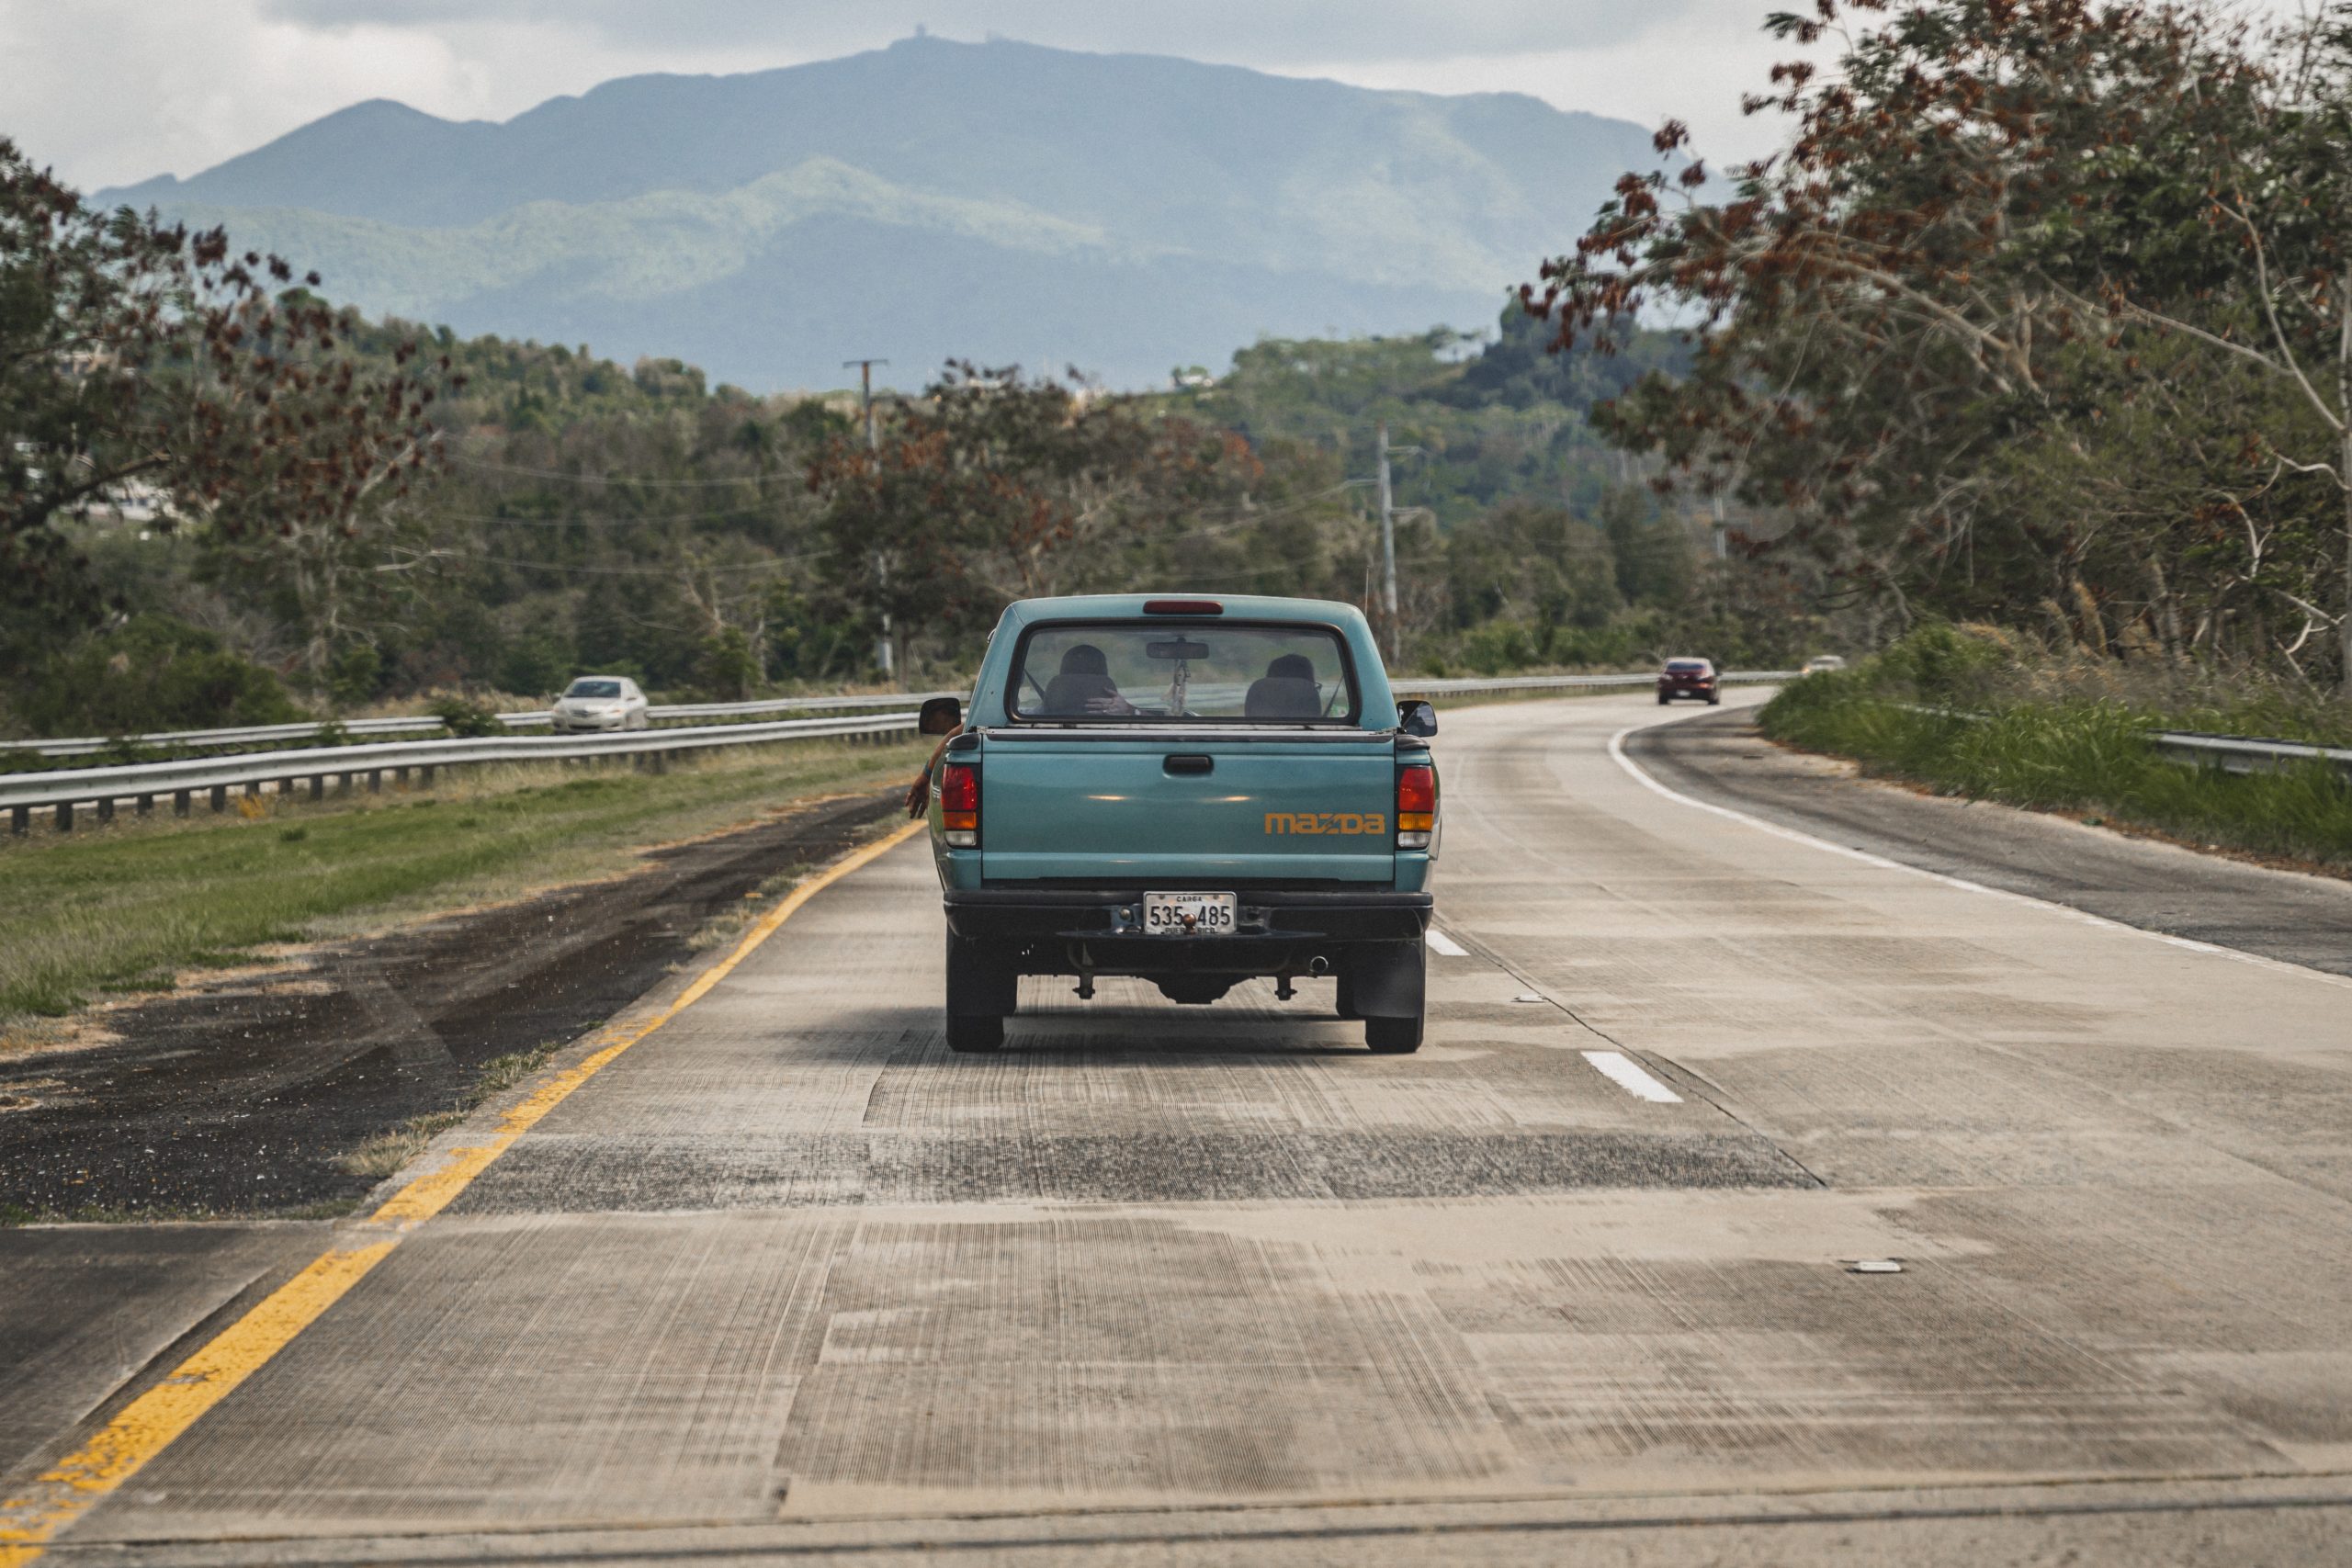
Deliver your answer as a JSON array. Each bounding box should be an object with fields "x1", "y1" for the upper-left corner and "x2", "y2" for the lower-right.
[
  {"x1": 1801, "y1": 655, "x2": 1849, "y2": 675},
  {"x1": 550, "y1": 675, "x2": 650, "y2": 732}
]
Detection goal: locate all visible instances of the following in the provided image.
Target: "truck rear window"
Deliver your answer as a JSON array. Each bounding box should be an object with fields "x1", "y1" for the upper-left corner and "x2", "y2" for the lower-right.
[{"x1": 1009, "y1": 623, "x2": 1358, "y2": 724}]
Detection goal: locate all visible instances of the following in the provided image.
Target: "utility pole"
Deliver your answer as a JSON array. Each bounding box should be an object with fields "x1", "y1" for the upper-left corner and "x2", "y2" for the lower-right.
[
  {"x1": 1374, "y1": 423, "x2": 1425, "y2": 664},
  {"x1": 1376, "y1": 423, "x2": 1398, "y2": 662},
  {"x1": 843, "y1": 357, "x2": 894, "y2": 685},
  {"x1": 845, "y1": 357, "x2": 887, "y2": 451}
]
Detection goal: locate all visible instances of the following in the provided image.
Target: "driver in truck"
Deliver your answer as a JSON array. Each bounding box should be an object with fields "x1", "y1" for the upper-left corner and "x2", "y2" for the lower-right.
[{"x1": 1041, "y1": 643, "x2": 1136, "y2": 716}]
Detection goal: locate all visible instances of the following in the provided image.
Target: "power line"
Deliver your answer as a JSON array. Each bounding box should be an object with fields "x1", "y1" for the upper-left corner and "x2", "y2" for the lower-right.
[
  {"x1": 447, "y1": 453, "x2": 789, "y2": 488},
  {"x1": 445, "y1": 548, "x2": 822, "y2": 578},
  {"x1": 432, "y1": 508, "x2": 797, "y2": 528}
]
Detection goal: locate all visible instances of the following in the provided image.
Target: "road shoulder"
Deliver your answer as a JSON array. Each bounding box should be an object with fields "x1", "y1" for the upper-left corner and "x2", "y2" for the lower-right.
[{"x1": 1623, "y1": 706, "x2": 2352, "y2": 978}]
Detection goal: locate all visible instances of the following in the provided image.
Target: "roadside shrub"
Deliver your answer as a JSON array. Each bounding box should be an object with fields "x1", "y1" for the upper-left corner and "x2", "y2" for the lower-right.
[
  {"x1": 427, "y1": 695, "x2": 504, "y2": 738},
  {"x1": 496, "y1": 632, "x2": 571, "y2": 700},
  {"x1": 2, "y1": 615, "x2": 300, "y2": 739},
  {"x1": 1759, "y1": 626, "x2": 2352, "y2": 866},
  {"x1": 694, "y1": 626, "x2": 759, "y2": 701},
  {"x1": 326, "y1": 642, "x2": 385, "y2": 708}
]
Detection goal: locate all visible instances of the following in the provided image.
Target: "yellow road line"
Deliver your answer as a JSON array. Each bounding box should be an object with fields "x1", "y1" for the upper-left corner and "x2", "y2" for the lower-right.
[{"x1": 0, "y1": 818, "x2": 926, "y2": 1567}]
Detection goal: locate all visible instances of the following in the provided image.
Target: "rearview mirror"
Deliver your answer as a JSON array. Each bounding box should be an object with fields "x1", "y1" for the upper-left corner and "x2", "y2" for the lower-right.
[
  {"x1": 1146, "y1": 638, "x2": 1212, "y2": 660},
  {"x1": 1397, "y1": 699, "x2": 1438, "y2": 738},
  {"x1": 918, "y1": 695, "x2": 963, "y2": 736}
]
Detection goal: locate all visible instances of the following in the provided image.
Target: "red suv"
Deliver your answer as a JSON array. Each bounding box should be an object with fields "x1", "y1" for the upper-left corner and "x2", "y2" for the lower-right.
[{"x1": 1657, "y1": 657, "x2": 1720, "y2": 705}]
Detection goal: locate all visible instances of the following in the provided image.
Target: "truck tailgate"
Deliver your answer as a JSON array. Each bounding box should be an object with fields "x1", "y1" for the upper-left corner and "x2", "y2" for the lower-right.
[{"x1": 979, "y1": 733, "x2": 1396, "y2": 883}]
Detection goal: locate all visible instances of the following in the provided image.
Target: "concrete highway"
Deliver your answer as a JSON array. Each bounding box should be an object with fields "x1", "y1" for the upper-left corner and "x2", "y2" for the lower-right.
[{"x1": 8, "y1": 690, "x2": 2352, "y2": 1564}]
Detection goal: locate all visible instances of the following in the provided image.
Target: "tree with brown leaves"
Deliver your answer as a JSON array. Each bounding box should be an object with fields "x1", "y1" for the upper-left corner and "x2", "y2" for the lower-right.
[{"x1": 2, "y1": 139, "x2": 457, "y2": 682}]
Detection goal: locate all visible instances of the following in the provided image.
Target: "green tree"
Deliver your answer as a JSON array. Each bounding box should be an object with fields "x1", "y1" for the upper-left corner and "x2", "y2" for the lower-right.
[
  {"x1": 1525, "y1": 0, "x2": 2352, "y2": 682},
  {"x1": 1, "y1": 141, "x2": 458, "y2": 679}
]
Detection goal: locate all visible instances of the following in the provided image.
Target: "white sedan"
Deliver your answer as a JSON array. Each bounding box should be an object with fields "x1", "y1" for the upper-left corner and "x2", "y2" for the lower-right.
[{"x1": 550, "y1": 676, "x2": 650, "y2": 732}]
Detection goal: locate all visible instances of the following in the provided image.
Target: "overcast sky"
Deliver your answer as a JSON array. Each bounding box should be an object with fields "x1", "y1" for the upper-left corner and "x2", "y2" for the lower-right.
[{"x1": 3, "y1": 0, "x2": 1817, "y2": 192}]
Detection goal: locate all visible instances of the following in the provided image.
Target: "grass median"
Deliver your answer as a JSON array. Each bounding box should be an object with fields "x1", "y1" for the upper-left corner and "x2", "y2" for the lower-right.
[
  {"x1": 0, "y1": 735, "x2": 921, "y2": 1026},
  {"x1": 1760, "y1": 625, "x2": 2352, "y2": 871}
]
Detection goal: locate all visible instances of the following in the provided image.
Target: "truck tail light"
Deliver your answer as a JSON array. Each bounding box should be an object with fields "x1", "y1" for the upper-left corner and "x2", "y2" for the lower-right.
[
  {"x1": 940, "y1": 762, "x2": 979, "y2": 847},
  {"x1": 1396, "y1": 762, "x2": 1436, "y2": 850}
]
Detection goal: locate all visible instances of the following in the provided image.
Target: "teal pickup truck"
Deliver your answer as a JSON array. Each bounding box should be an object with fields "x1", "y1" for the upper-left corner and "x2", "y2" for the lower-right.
[{"x1": 917, "y1": 593, "x2": 1440, "y2": 1055}]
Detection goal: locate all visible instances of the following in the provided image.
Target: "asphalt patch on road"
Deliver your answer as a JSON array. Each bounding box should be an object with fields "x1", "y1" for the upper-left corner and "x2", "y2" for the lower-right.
[
  {"x1": 0, "y1": 789, "x2": 904, "y2": 1222},
  {"x1": 455, "y1": 1127, "x2": 1815, "y2": 1212}
]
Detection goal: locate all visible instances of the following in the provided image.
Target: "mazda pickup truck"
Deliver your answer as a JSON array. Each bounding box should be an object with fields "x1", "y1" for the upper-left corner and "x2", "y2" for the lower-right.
[{"x1": 918, "y1": 593, "x2": 1440, "y2": 1055}]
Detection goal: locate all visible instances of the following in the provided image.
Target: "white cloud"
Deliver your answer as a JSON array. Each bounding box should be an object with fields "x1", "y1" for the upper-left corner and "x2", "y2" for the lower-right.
[
  {"x1": 0, "y1": 1, "x2": 786, "y2": 187},
  {"x1": 1275, "y1": 3, "x2": 1797, "y2": 169},
  {"x1": 263, "y1": 0, "x2": 1677, "y2": 62}
]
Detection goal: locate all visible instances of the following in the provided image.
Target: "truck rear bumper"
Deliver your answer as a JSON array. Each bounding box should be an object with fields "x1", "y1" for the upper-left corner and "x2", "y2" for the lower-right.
[{"x1": 944, "y1": 887, "x2": 1430, "y2": 947}]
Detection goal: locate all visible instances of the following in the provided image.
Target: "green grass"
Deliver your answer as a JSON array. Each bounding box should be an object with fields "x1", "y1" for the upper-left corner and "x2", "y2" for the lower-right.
[
  {"x1": 1761, "y1": 629, "x2": 2352, "y2": 869},
  {"x1": 0, "y1": 738, "x2": 917, "y2": 1024}
]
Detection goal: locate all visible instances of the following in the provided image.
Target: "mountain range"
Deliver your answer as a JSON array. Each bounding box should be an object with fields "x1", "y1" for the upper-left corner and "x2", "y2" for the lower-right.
[{"x1": 99, "y1": 35, "x2": 1665, "y2": 391}]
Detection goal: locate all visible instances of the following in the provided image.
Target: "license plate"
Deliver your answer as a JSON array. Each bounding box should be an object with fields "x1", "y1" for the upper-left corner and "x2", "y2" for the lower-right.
[{"x1": 1142, "y1": 891, "x2": 1237, "y2": 936}]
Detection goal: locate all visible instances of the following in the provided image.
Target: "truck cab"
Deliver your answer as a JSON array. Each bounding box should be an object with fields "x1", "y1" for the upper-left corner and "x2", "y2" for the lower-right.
[{"x1": 921, "y1": 593, "x2": 1438, "y2": 1054}]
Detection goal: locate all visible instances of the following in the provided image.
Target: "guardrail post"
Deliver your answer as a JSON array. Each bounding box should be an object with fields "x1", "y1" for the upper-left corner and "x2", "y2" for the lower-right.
[
  {"x1": 135, "y1": 794, "x2": 153, "y2": 817},
  {"x1": 420, "y1": 764, "x2": 435, "y2": 787},
  {"x1": 244, "y1": 781, "x2": 260, "y2": 804},
  {"x1": 10, "y1": 806, "x2": 27, "y2": 837},
  {"x1": 55, "y1": 802, "x2": 73, "y2": 832},
  {"x1": 368, "y1": 769, "x2": 382, "y2": 794},
  {"x1": 308, "y1": 775, "x2": 324, "y2": 802},
  {"x1": 174, "y1": 790, "x2": 190, "y2": 818},
  {"x1": 96, "y1": 798, "x2": 115, "y2": 825}
]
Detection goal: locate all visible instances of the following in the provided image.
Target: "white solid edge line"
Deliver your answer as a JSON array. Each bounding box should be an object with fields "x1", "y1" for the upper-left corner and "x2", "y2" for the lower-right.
[
  {"x1": 1424, "y1": 928, "x2": 1469, "y2": 957},
  {"x1": 1605, "y1": 720, "x2": 2352, "y2": 993},
  {"x1": 1581, "y1": 1049, "x2": 1683, "y2": 1104}
]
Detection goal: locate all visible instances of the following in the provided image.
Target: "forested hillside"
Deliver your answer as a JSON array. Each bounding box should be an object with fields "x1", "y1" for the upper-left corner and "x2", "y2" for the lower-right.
[
  {"x1": 6, "y1": 125, "x2": 1786, "y2": 743},
  {"x1": 9, "y1": 293, "x2": 1791, "y2": 741},
  {"x1": 96, "y1": 34, "x2": 1669, "y2": 390}
]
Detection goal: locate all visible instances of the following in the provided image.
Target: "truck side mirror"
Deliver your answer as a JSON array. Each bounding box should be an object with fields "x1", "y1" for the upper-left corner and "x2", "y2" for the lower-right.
[
  {"x1": 919, "y1": 695, "x2": 964, "y2": 736},
  {"x1": 1397, "y1": 700, "x2": 1438, "y2": 738}
]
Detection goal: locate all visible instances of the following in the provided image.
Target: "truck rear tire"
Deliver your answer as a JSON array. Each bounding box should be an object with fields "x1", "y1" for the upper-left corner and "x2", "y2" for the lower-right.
[
  {"x1": 1347, "y1": 941, "x2": 1424, "y2": 1053},
  {"x1": 944, "y1": 932, "x2": 1014, "y2": 1052},
  {"x1": 945, "y1": 1013, "x2": 1003, "y2": 1052}
]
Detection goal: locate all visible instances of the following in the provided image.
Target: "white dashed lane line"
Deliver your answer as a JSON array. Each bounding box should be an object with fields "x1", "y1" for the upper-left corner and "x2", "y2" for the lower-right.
[
  {"x1": 1418, "y1": 923, "x2": 1679, "y2": 1106},
  {"x1": 1580, "y1": 1049, "x2": 1683, "y2": 1104}
]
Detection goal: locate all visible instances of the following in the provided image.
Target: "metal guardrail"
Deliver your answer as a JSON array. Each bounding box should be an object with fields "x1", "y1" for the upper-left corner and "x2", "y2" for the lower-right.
[
  {"x1": 3, "y1": 671, "x2": 1802, "y2": 834},
  {"x1": 4, "y1": 711, "x2": 920, "y2": 834},
  {"x1": 15, "y1": 691, "x2": 959, "y2": 760},
  {"x1": 2151, "y1": 730, "x2": 2352, "y2": 777},
  {"x1": 1395, "y1": 671, "x2": 1795, "y2": 695},
  {"x1": 12, "y1": 676, "x2": 1780, "y2": 763},
  {"x1": 1860, "y1": 699, "x2": 2351, "y2": 779}
]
